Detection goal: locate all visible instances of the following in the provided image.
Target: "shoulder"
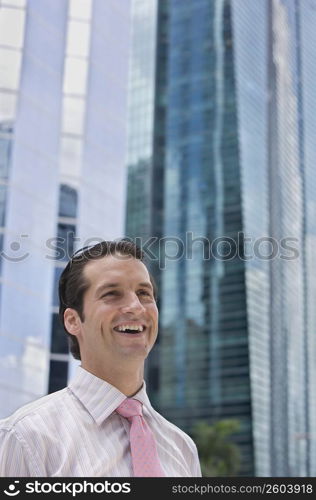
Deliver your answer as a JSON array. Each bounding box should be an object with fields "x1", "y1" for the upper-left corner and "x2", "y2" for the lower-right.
[
  {"x1": 0, "y1": 390, "x2": 70, "y2": 477},
  {"x1": 0, "y1": 388, "x2": 69, "y2": 433}
]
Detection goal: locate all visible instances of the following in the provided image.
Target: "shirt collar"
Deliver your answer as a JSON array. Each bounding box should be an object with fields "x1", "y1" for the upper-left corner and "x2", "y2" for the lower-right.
[{"x1": 68, "y1": 366, "x2": 151, "y2": 426}]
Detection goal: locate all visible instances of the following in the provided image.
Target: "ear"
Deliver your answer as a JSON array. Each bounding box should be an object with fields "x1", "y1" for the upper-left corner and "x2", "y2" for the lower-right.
[{"x1": 64, "y1": 308, "x2": 82, "y2": 337}]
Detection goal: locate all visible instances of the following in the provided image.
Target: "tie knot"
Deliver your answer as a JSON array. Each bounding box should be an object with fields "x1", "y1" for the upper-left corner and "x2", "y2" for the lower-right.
[{"x1": 116, "y1": 398, "x2": 143, "y2": 419}]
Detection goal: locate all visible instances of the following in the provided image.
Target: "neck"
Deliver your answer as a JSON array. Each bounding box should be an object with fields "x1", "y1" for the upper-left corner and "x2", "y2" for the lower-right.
[{"x1": 81, "y1": 361, "x2": 145, "y2": 397}]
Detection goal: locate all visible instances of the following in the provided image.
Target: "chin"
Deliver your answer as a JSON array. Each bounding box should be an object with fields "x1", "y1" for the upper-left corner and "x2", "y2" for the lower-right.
[{"x1": 120, "y1": 346, "x2": 150, "y2": 358}]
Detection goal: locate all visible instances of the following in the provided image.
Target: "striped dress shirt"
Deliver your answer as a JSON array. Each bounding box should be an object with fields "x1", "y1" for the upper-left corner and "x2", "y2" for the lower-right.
[{"x1": 0, "y1": 366, "x2": 201, "y2": 477}]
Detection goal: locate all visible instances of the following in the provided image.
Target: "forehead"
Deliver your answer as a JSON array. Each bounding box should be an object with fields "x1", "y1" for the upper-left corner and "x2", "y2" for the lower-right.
[{"x1": 83, "y1": 254, "x2": 150, "y2": 289}]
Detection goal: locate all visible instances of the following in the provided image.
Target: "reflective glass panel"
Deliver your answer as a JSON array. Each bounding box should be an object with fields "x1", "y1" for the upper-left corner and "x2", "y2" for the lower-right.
[
  {"x1": 63, "y1": 57, "x2": 88, "y2": 95},
  {"x1": 1, "y1": 0, "x2": 26, "y2": 7},
  {"x1": 69, "y1": 0, "x2": 92, "y2": 20},
  {"x1": 0, "y1": 48, "x2": 22, "y2": 90},
  {"x1": 0, "y1": 185, "x2": 7, "y2": 226},
  {"x1": 0, "y1": 92, "x2": 17, "y2": 122},
  {"x1": 56, "y1": 223, "x2": 76, "y2": 262},
  {"x1": 66, "y1": 20, "x2": 90, "y2": 58},
  {"x1": 58, "y1": 183, "x2": 78, "y2": 218},
  {"x1": 48, "y1": 359, "x2": 68, "y2": 393},
  {"x1": 0, "y1": 7, "x2": 25, "y2": 47},
  {"x1": 0, "y1": 122, "x2": 12, "y2": 179},
  {"x1": 51, "y1": 313, "x2": 69, "y2": 354},
  {"x1": 62, "y1": 96, "x2": 85, "y2": 135},
  {"x1": 59, "y1": 136, "x2": 82, "y2": 177}
]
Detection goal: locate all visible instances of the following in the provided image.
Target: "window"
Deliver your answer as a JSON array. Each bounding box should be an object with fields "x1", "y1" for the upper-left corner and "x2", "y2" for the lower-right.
[
  {"x1": 69, "y1": 0, "x2": 92, "y2": 20},
  {"x1": 56, "y1": 223, "x2": 76, "y2": 261},
  {"x1": 0, "y1": 185, "x2": 7, "y2": 226},
  {"x1": 0, "y1": 48, "x2": 22, "y2": 90},
  {"x1": 63, "y1": 58, "x2": 88, "y2": 95},
  {"x1": 66, "y1": 20, "x2": 90, "y2": 58},
  {"x1": 51, "y1": 313, "x2": 69, "y2": 354},
  {"x1": 59, "y1": 184, "x2": 78, "y2": 218},
  {"x1": 0, "y1": 124, "x2": 12, "y2": 179},
  {"x1": 0, "y1": 7, "x2": 25, "y2": 48},
  {"x1": 62, "y1": 96, "x2": 85, "y2": 135},
  {"x1": 48, "y1": 360, "x2": 68, "y2": 393}
]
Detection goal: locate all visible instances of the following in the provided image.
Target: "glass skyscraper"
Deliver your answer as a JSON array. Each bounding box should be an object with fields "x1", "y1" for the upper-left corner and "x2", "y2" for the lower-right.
[
  {"x1": 0, "y1": 0, "x2": 131, "y2": 417},
  {"x1": 126, "y1": 0, "x2": 316, "y2": 476},
  {"x1": 232, "y1": 0, "x2": 316, "y2": 477}
]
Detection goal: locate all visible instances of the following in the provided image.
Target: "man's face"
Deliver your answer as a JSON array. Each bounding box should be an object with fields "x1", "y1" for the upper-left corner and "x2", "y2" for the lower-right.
[{"x1": 74, "y1": 254, "x2": 158, "y2": 372}]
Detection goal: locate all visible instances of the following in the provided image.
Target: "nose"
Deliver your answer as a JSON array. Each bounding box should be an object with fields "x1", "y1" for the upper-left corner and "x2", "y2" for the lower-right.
[{"x1": 120, "y1": 292, "x2": 146, "y2": 314}]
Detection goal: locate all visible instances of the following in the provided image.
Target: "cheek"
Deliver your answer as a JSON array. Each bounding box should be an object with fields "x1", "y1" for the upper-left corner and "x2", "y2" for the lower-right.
[
  {"x1": 149, "y1": 304, "x2": 159, "y2": 323},
  {"x1": 83, "y1": 307, "x2": 110, "y2": 332}
]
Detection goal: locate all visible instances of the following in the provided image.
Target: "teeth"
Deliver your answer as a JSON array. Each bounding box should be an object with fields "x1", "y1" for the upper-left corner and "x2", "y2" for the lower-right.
[{"x1": 117, "y1": 325, "x2": 144, "y2": 332}]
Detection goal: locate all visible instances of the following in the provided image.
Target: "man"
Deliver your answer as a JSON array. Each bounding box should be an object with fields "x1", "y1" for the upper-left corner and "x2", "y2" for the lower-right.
[{"x1": 0, "y1": 240, "x2": 201, "y2": 477}]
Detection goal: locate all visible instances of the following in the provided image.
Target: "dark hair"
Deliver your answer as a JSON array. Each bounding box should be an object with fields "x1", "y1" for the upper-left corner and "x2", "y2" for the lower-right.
[{"x1": 58, "y1": 239, "x2": 157, "y2": 360}]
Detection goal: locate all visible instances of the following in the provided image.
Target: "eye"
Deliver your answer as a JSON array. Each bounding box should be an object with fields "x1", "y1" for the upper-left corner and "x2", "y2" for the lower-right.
[
  {"x1": 138, "y1": 289, "x2": 151, "y2": 297},
  {"x1": 102, "y1": 290, "x2": 119, "y2": 298}
]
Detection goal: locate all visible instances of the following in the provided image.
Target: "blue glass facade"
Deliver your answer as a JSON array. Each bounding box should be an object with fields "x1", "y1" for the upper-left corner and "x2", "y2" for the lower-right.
[
  {"x1": 231, "y1": 0, "x2": 271, "y2": 476},
  {"x1": 125, "y1": 0, "x2": 159, "y2": 243},
  {"x1": 232, "y1": 0, "x2": 316, "y2": 476},
  {"x1": 300, "y1": 0, "x2": 316, "y2": 476},
  {"x1": 127, "y1": 0, "x2": 253, "y2": 475},
  {"x1": 160, "y1": 0, "x2": 252, "y2": 475},
  {"x1": 126, "y1": 0, "x2": 316, "y2": 476}
]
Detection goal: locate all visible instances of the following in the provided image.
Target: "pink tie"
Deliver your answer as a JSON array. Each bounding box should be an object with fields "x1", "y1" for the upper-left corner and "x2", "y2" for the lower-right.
[{"x1": 116, "y1": 398, "x2": 165, "y2": 477}]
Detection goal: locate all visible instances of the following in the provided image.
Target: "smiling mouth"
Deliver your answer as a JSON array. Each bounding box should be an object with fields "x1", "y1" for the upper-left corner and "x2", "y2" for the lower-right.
[{"x1": 113, "y1": 326, "x2": 147, "y2": 335}]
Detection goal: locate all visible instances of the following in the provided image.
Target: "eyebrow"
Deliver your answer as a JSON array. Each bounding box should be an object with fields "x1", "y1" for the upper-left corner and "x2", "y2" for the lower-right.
[{"x1": 95, "y1": 282, "x2": 153, "y2": 297}]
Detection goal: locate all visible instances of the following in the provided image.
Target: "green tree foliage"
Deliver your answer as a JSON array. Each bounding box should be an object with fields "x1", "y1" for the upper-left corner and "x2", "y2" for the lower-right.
[{"x1": 192, "y1": 419, "x2": 241, "y2": 477}]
